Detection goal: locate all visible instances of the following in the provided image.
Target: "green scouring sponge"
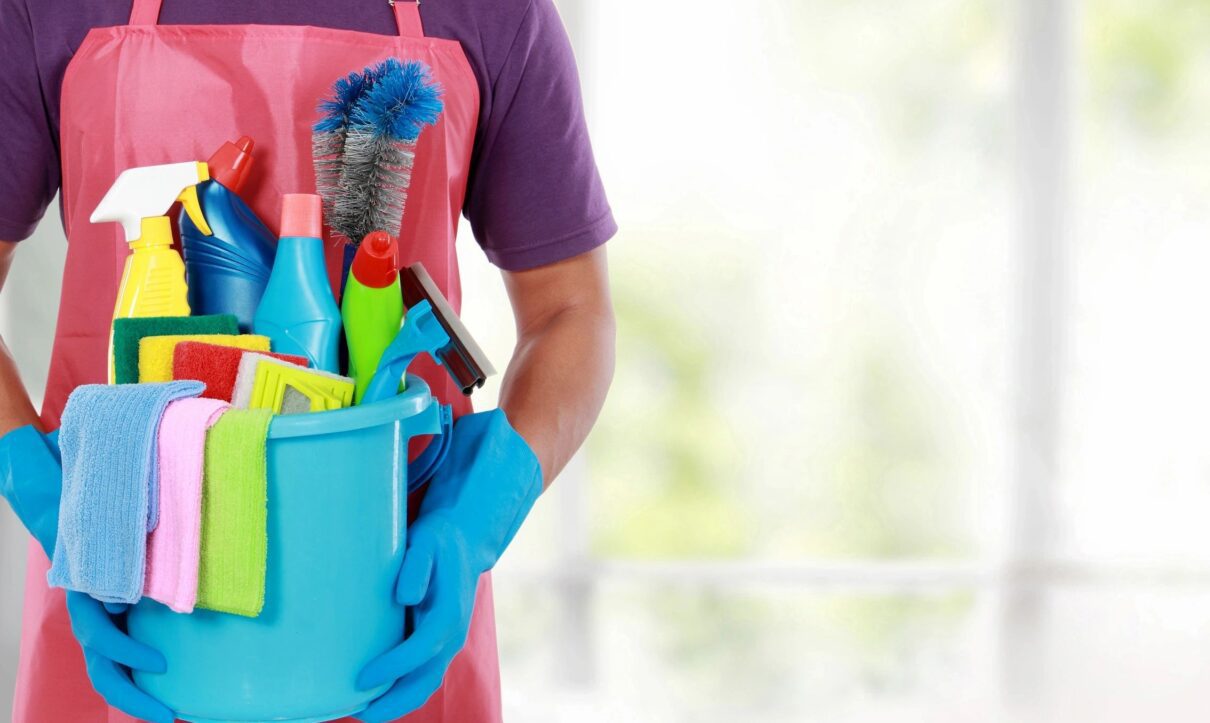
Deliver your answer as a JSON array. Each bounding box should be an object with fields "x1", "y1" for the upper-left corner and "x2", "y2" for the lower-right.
[{"x1": 112, "y1": 315, "x2": 239, "y2": 384}]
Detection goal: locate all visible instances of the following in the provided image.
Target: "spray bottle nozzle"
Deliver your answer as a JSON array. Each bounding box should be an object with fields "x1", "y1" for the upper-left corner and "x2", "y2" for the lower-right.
[{"x1": 91, "y1": 161, "x2": 213, "y2": 243}]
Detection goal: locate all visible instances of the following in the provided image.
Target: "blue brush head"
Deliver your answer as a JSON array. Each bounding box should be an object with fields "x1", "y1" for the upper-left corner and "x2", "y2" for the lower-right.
[
  {"x1": 349, "y1": 59, "x2": 444, "y2": 142},
  {"x1": 313, "y1": 60, "x2": 398, "y2": 133},
  {"x1": 315, "y1": 70, "x2": 368, "y2": 133}
]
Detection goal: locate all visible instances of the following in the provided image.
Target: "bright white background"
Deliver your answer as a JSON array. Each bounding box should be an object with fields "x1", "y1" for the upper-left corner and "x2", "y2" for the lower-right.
[{"x1": 6, "y1": 0, "x2": 1210, "y2": 720}]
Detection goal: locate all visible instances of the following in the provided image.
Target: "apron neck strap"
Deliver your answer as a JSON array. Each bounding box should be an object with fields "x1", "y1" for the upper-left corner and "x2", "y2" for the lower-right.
[
  {"x1": 127, "y1": 0, "x2": 427, "y2": 38},
  {"x1": 128, "y1": 0, "x2": 161, "y2": 25},
  {"x1": 392, "y1": 1, "x2": 426, "y2": 38}
]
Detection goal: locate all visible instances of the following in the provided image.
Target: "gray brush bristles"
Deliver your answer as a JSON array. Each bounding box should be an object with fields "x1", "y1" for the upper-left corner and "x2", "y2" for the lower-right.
[
  {"x1": 330, "y1": 131, "x2": 416, "y2": 246},
  {"x1": 312, "y1": 131, "x2": 346, "y2": 222}
]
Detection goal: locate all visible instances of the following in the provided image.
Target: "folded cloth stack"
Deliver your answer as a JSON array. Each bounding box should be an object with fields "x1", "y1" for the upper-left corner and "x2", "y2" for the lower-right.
[
  {"x1": 48, "y1": 382, "x2": 204, "y2": 604},
  {"x1": 138, "y1": 334, "x2": 270, "y2": 383},
  {"x1": 48, "y1": 381, "x2": 273, "y2": 618},
  {"x1": 54, "y1": 314, "x2": 357, "y2": 617},
  {"x1": 173, "y1": 342, "x2": 309, "y2": 402},
  {"x1": 113, "y1": 315, "x2": 238, "y2": 384}
]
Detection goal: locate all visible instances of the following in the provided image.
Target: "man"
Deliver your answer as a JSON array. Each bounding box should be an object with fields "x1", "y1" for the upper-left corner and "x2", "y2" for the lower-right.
[{"x1": 0, "y1": 0, "x2": 615, "y2": 720}]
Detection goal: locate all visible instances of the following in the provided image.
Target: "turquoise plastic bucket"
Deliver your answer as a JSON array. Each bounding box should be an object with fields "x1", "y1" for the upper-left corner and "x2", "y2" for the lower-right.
[{"x1": 127, "y1": 375, "x2": 450, "y2": 723}]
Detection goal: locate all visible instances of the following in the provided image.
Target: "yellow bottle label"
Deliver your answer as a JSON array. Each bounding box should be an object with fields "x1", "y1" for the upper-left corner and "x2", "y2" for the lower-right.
[
  {"x1": 113, "y1": 247, "x2": 191, "y2": 319},
  {"x1": 107, "y1": 243, "x2": 190, "y2": 383}
]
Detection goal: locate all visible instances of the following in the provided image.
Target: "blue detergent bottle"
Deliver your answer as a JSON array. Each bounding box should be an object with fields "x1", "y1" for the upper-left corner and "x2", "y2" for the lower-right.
[
  {"x1": 179, "y1": 137, "x2": 277, "y2": 332},
  {"x1": 254, "y1": 193, "x2": 343, "y2": 372}
]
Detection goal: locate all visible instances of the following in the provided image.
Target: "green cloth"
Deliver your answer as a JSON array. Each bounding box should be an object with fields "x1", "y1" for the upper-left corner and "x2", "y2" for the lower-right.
[
  {"x1": 197, "y1": 408, "x2": 272, "y2": 618},
  {"x1": 112, "y1": 315, "x2": 238, "y2": 384}
]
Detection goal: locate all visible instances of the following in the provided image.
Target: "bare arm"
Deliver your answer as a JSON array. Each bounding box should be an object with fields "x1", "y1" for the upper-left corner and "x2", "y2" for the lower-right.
[
  {"x1": 0, "y1": 240, "x2": 41, "y2": 436},
  {"x1": 498, "y1": 246, "x2": 615, "y2": 488}
]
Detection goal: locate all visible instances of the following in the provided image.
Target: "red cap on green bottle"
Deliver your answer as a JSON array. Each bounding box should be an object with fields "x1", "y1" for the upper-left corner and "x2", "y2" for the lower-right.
[{"x1": 350, "y1": 231, "x2": 400, "y2": 289}]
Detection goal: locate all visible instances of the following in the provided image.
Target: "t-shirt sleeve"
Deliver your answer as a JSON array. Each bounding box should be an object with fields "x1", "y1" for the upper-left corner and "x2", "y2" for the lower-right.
[
  {"x1": 464, "y1": 0, "x2": 616, "y2": 271},
  {"x1": 0, "y1": 0, "x2": 61, "y2": 241}
]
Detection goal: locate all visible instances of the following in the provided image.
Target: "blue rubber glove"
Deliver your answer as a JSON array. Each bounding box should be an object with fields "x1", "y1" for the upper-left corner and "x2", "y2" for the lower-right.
[
  {"x1": 0, "y1": 425, "x2": 175, "y2": 723},
  {"x1": 356, "y1": 409, "x2": 543, "y2": 722},
  {"x1": 0, "y1": 425, "x2": 62, "y2": 557},
  {"x1": 66, "y1": 592, "x2": 175, "y2": 723}
]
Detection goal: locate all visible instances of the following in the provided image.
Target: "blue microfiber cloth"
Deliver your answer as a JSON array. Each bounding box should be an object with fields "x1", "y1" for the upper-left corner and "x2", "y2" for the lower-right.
[{"x1": 48, "y1": 381, "x2": 204, "y2": 604}]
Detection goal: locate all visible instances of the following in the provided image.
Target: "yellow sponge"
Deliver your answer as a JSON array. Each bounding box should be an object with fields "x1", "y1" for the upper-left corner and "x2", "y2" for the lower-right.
[
  {"x1": 139, "y1": 334, "x2": 271, "y2": 383},
  {"x1": 231, "y1": 353, "x2": 354, "y2": 413}
]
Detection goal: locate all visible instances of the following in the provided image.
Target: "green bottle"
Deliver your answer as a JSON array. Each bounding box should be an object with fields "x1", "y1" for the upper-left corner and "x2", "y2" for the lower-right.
[{"x1": 342, "y1": 231, "x2": 404, "y2": 403}]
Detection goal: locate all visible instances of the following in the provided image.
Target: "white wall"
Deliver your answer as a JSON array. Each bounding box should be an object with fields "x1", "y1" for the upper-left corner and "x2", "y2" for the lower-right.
[{"x1": 0, "y1": 203, "x2": 66, "y2": 718}]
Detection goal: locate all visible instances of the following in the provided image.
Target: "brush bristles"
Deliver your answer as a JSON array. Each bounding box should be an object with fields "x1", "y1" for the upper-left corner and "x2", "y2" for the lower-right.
[
  {"x1": 313, "y1": 71, "x2": 368, "y2": 224},
  {"x1": 331, "y1": 133, "x2": 416, "y2": 245},
  {"x1": 313, "y1": 58, "x2": 443, "y2": 247},
  {"x1": 312, "y1": 63, "x2": 395, "y2": 225},
  {"x1": 312, "y1": 131, "x2": 346, "y2": 222},
  {"x1": 349, "y1": 62, "x2": 444, "y2": 143}
]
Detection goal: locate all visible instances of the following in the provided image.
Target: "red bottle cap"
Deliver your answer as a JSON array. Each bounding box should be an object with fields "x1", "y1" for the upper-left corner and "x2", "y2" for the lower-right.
[
  {"x1": 207, "y1": 136, "x2": 255, "y2": 194},
  {"x1": 280, "y1": 194, "x2": 323, "y2": 238},
  {"x1": 350, "y1": 231, "x2": 400, "y2": 288}
]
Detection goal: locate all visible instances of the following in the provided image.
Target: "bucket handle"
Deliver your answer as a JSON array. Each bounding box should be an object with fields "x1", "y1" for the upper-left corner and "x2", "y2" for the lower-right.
[{"x1": 407, "y1": 404, "x2": 454, "y2": 493}]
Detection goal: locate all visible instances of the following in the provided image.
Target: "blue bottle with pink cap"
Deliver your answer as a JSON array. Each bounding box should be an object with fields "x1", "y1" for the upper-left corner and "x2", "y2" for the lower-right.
[{"x1": 253, "y1": 193, "x2": 342, "y2": 373}]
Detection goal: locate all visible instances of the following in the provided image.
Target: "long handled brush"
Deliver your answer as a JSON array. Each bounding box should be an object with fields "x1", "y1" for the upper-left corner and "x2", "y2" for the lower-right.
[
  {"x1": 312, "y1": 62, "x2": 393, "y2": 222},
  {"x1": 328, "y1": 59, "x2": 444, "y2": 248}
]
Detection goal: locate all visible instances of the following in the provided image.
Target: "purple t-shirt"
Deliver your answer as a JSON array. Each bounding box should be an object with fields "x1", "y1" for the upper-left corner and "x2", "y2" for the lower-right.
[{"x1": 0, "y1": 0, "x2": 615, "y2": 270}]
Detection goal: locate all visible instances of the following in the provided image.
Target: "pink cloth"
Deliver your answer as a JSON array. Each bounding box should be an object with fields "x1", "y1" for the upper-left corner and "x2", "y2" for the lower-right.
[
  {"x1": 17, "y1": 0, "x2": 492, "y2": 721},
  {"x1": 144, "y1": 398, "x2": 229, "y2": 613}
]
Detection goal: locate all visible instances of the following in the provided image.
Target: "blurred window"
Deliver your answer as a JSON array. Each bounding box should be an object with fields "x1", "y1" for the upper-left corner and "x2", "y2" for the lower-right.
[{"x1": 461, "y1": 0, "x2": 1210, "y2": 720}]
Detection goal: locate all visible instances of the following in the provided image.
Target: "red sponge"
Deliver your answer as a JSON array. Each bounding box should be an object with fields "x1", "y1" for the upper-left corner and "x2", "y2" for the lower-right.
[{"x1": 173, "y1": 342, "x2": 309, "y2": 402}]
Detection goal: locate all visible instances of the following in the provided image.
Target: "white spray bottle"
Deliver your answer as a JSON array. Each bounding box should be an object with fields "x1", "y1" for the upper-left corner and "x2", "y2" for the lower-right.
[{"x1": 91, "y1": 161, "x2": 214, "y2": 382}]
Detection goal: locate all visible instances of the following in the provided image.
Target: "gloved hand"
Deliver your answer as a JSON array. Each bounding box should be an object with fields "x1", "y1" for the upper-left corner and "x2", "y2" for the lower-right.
[
  {"x1": 356, "y1": 409, "x2": 543, "y2": 722},
  {"x1": 0, "y1": 426, "x2": 175, "y2": 723},
  {"x1": 0, "y1": 425, "x2": 62, "y2": 557},
  {"x1": 66, "y1": 592, "x2": 175, "y2": 723}
]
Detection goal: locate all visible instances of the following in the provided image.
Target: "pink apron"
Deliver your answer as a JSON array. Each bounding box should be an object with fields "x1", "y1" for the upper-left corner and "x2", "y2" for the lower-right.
[{"x1": 15, "y1": 1, "x2": 497, "y2": 720}]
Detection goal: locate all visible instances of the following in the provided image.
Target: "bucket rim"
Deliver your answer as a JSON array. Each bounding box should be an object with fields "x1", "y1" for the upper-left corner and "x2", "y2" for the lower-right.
[{"x1": 266, "y1": 374, "x2": 436, "y2": 439}]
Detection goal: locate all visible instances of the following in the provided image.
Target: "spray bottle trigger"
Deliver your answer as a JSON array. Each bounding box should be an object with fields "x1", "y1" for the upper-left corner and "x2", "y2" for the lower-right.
[{"x1": 178, "y1": 184, "x2": 214, "y2": 237}]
